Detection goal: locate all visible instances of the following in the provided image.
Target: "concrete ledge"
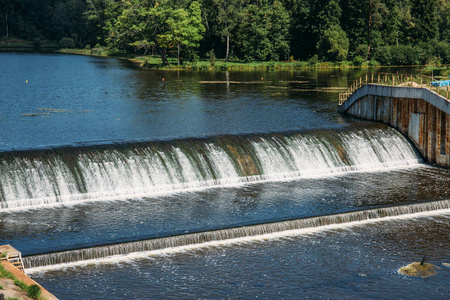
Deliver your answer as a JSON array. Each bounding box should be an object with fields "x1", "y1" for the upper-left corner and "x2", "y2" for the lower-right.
[
  {"x1": 339, "y1": 85, "x2": 450, "y2": 115},
  {"x1": 1, "y1": 256, "x2": 58, "y2": 300}
]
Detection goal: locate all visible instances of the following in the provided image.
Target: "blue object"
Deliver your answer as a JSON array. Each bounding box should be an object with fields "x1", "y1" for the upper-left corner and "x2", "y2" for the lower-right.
[{"x1": 431, "y1": 80, "x2": 450, "y2": 87}]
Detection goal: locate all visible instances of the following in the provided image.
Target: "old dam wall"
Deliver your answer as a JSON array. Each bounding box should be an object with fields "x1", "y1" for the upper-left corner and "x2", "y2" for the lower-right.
[{"x1": 338, "y1": 73, "x2": 450, "y2": 167}]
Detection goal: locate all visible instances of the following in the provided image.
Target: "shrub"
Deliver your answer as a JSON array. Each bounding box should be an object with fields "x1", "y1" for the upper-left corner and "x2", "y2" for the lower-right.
[
  {"x1": 27, "y1": 284, "x2": 41, "y2": 299},
  {"x1": 355, "y1": 44, "x2": 369, "y2": 60},
  {"x1": 390, "y1": 45, "x2": 421, "y2": 65},
  {"x1": 59, "y1": 38, "x2": 75, "y2": 49},
  {"x1": 307, "y1": 54, "x2": 320, "y2": 67},
  {"x1": 266, "y1": 60, "x2": 276, "y2": 69},
  {"x1": 85, "y1": 44, "x2": 91, "y2": 51},
  {"x1": 13, "y1": 279, "x2": 27, "y2": 291},
  {"x1": 317, "y1": 25, "x2": 349, "y2": 61},
  {"x1": 373, "y1": 46, "x2": 392, "y2": 65},
  {"x1": 436, "y1": 42, "x2": 450, "y2": 64},
  {"x1": 208, "y1": 49, "x2": 216, "y2": 66},
  {"x1": 108, "y1": 48, "x2": 126, "y2": 56},
  {"x1": 352, "y1": 55, "x2": 365, "y2": 66},
  {"x1": 32, "y1": 38, "x2": 41, "y2": 48}
]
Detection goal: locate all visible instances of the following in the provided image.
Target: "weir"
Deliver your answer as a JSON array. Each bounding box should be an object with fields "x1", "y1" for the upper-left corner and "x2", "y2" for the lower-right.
[
  {"x1": 0, "y1": 128, "x2": 420, "y2": 210},
  {"x1": 22, "y1": 199, "x2": 450, "y2": 269},
  {"x1": 338, "y1": 73, "x2": 450, "y2": 167}
]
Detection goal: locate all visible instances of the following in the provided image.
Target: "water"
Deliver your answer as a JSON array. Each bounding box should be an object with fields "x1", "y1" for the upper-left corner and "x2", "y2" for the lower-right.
[
  {"x1": 1, "y1": 53, "x2": 449, "y2": 299},
  {"x1": 22, "y1": 199, "x2": 450, "y2": 269},
  {"x1": 30, "y1": 214, "x2": 450, "y2": 299}
]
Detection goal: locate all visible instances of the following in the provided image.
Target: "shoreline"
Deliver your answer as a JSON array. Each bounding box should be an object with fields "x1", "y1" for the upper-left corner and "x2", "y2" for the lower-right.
[{"x1": 2, "y1": 48, "x2": 449, "y2": 74}]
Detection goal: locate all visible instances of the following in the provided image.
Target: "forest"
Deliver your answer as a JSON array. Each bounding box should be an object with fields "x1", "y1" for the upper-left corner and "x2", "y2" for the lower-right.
[{"x1": 0, "y1": 0, "x2": 449, "y2": 65}]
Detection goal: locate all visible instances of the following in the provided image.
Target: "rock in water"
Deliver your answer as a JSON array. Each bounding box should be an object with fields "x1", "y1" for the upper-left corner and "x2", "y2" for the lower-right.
[{"x1": 398, "y1": 262, "x2": 438, "y2": 278}]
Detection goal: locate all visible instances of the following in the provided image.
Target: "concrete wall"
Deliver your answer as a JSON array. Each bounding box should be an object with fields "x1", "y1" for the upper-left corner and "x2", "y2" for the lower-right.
[{"x1": 340, "y1": 85, "x2": 450, "y2": 167}]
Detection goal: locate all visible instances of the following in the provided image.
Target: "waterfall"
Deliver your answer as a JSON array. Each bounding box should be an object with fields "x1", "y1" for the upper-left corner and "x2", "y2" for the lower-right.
[
  {"x1": 0, "y1": 127, "x2": 421, "y2": 210},
  {"x1": 23, "y1": 199, "x2": 450, "y2": 271}
]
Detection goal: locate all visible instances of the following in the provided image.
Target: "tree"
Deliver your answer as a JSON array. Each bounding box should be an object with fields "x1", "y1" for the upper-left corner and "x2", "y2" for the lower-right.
[
  {"x1": 158, "y1": 1, "x2": 205, "y2": 65},
  {"x1": 410, "y1": 0, "x2": 439, "y2": 43},
  {"x1": 317, "y1": 24, "x2": 349, "y2": 61},
  {"x1": 242, "y1": 0, "x2": 290, "y2": 61},
  {"x1": 341, "y1": 0, "x2": 385, "y2": 55},
  {"x1": 213, "y1": 0, "x2": 243, "y2": 61}
]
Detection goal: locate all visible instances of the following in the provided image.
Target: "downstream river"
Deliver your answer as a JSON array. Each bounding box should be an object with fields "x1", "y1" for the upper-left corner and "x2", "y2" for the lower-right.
[{"x1": 0, "y1": 53, "x2": 449, "y2": 299}]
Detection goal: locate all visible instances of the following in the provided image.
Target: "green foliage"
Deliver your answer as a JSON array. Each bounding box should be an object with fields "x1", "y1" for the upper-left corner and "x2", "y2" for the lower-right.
[
  {"x1": 410, "y1": 0, "x2": 439, "y2": 42},
  {"x1": 208, "y1": 49, "x2": 216, "y2": 66},
  {"x1": 0, "y1": 264, "x2": 34, "y2": 298},
  {"x1": 354, "y1": 44, "x2": 369, "y2": 60},
  {"x1": 318, "y1": 25, "x2": 349, "y2": 61},
  {"x1": 13, "y1": 279, "x2": 27, "y2": 291},
  {"x1": 59, "y1": 37, "x2": 75, "y2": 49},
  {"x1": 108, "y1": 48, "x2": 127, "y2": 56},
  {"x1": 27, "y1": 284, "x2": 41, "y2": 299},
  {"x1": 32, "y1": 38, "x2": 41, "y2": 48},
  {"x1": 241, "y1": 0, "x2": 290, "y2": 61},
  {"x1": 352, "y1": 56, "x2": 365, "y2": 66},
  {"x1": 0, "y1": 284, "x2": 3, "y2": 289},
  {"x1": 0, "y1": 0, "x2": 448, "y2": 65},
  {"x1": 1, "y1": 252, "x2": 7, "y2": 258},
  {"x1": 308, "y1": 54, "x2": 320, "y2": 67}
]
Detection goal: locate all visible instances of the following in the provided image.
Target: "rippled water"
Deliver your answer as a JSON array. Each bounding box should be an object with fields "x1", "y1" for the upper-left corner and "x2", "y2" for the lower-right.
[{"x1": 0, "y1": 53, "x2": 449, "y2": 299}]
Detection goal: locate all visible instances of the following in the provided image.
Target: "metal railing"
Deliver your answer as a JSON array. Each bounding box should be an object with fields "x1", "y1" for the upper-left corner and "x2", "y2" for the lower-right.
[{"x1": 339, "y1": 73, "x2": 450, "y2": 106}]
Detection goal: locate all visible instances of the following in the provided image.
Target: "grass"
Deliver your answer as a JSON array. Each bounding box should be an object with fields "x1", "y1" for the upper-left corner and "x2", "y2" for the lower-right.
[
  {"x1": 142, "y1": 56, "x2": 368, "y2": 70},
  {"x1": 0, "y1": 264, "x2": 41, "y2": 299},
  {"x1": 59, "y1": 48, "x2": 385, "y2": 70},
  {"x1": 0, "y1": 37, "x2": 58, "y2": 49}
]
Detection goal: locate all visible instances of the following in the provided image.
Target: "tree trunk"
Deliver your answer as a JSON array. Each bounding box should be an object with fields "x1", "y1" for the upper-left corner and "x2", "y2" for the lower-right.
[
  {"x1": 177, "y1": 43, "x2": 180, "y2": 66},
  {"x1": 225, "y1": 35, "x2": 230, "y2": 62},
  {"x1": 160, "y1": 49, "x2": 168, "y2": 65},
  {"x1": 155, "y1": 37, "x2": 169, "y2": 65},
  {"x1": 368, "y1": 0, "x2": 372, "y2": 59},
  {"x1": 5, "y1": 12, "x2": 8, "y2": 38}
]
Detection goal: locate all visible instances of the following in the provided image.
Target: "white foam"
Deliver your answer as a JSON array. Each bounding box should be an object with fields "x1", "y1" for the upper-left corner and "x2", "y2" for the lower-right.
[{"x1": 25, "y1": 207, "x2": 450, "y2": 275}]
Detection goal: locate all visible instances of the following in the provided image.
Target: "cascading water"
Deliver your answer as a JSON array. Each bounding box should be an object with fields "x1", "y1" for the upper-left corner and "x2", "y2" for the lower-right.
[
  {"x1": 0, "y1": 126, "x2": 421, "y2": 210},
  {"x1": 23, "y1": 199, "x2": 450, "y2": 270}
]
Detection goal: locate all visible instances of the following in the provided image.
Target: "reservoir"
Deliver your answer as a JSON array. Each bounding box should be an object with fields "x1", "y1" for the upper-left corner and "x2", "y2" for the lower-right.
[{"x1": 0, "y1": 53, "x2": 449, "y2": 299}]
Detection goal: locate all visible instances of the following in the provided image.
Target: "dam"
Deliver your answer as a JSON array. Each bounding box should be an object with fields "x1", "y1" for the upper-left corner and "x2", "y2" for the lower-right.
[
  {"x1": 338, "y1": 73, "x2": 450, "y2": 167},
  {"x1": 1, "y1": 53, "x2": 450, "y2": 298}
]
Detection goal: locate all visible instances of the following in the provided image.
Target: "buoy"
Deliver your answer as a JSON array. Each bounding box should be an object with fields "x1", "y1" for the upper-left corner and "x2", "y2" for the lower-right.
[{"x1": 26, "y1": 80, "x2": 28, "y2": 83}]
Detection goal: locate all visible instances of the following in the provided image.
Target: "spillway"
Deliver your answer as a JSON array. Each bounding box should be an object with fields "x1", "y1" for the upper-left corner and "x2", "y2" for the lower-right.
[
  {"x1": 23, "y1": 199, "x2": 450, "y2": 270},
  {"x1": 0, "y1": 126, "x2": 421, "y2": 210}
]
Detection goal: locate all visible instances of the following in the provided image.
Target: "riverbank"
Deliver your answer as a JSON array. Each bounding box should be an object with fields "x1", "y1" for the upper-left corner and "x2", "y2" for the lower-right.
[
  {"x1": 57, "y1": 48, "x2": 375, "y2": 70},
  {"x1": 57, "y1": 49, "x2": 450, "y2": 74},
  {"x1": 1, "y1": 245, "x2": 57, "y2": 300}
]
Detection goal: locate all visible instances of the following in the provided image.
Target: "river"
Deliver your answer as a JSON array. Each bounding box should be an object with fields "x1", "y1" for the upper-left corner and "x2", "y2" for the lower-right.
[{"x1": 0, "y1": 52, "x2": 449, "y2": 299}]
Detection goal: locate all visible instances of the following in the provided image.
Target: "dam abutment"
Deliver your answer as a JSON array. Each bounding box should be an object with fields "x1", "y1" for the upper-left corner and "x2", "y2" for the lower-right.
[{"x1": 339, "y1": 75, "x2": 450, "y2": 167}]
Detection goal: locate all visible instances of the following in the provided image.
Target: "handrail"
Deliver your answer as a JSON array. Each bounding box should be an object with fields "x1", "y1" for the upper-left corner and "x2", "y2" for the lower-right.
[{"x1": 339, "y1": 72, "x2": 450, "y2": 106}]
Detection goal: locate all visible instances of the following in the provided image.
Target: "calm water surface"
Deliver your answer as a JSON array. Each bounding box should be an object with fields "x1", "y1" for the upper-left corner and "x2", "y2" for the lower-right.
[
  {"x1": 1, "y1": 53, "x2": 449, "y2": 299},
  {"x1": 1, "y1": 52, "x2": 359, "y2": 151}
]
